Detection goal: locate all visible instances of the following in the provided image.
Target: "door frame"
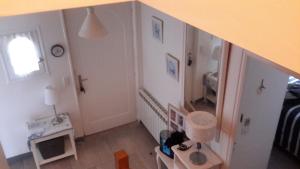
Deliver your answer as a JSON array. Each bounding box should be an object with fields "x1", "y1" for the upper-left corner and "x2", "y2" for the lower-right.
[
  {"x1": 0, "y1": 142, "x2": 9, "y2": 169},
  {"x1": 183, "y1": 24, "x2": 196, "y2": 111},
  {"x1": 223, "y1": 49, "x2": 248, "y2": 168},
  {"x1": 60, "y1": 11, "x2": 85, "y2": 136}
]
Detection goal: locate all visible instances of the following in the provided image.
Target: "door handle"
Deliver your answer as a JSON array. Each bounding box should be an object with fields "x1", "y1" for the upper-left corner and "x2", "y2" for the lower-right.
[
  {"x1": 187, "y1": 52, "x2": 193, "y2": 66},
  {"x1": 78, "y1": 75, "x2": 88, "y2": 94}
]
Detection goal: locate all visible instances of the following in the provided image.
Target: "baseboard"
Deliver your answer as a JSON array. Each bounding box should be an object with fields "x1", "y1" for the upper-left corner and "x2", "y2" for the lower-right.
[{"x1": 7, "y1": 152, "x2": 32, "y2": 164}]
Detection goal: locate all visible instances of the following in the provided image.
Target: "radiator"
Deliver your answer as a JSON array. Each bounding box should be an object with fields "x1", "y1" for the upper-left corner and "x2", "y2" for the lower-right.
[{"x1": 138, "y1": 89, "x2": 168, "y2": 142}]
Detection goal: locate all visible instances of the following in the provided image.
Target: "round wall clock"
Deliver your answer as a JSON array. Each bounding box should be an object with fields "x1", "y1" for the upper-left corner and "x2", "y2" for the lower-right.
[{"x1": 51, "y1": 44, "x2": 65, "y2": 57}]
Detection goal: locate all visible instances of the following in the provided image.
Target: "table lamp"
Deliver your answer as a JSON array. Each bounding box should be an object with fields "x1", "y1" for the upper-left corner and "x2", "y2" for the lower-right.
[
  {"x1": 185, "y1": 111, "x2": 217, "y2": 165},
  {"x1": 44, "y1": 86, "x2": 63, "y2": 125}
]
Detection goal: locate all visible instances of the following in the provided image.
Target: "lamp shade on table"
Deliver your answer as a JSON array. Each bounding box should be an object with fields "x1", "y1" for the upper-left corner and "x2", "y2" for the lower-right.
[
  {"x1": 44, "y1": 86, "x2": 63, "y2": 125},
  {"x1": 185, "y1": 111, "x2": 217, "y2": 143},
  {"x1": 44, "y1": 86, "x2": 58, "y2": 106}
]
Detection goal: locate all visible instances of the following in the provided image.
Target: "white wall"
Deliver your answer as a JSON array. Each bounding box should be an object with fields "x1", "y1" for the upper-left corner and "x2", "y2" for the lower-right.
[
  {"x1": 139, "y1": 3, "x2": 186, "y2": 108},
  {"x1": 0, "y1": 11, "x2": 83, "y2": 158},
  {"x1": 137, "y1": 5, "x2": 245, "y2": 169}
]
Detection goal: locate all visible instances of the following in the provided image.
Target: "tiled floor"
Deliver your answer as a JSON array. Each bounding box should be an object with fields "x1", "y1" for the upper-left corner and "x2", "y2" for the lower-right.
[
  {"x1": 267, "y1": 147, "x2": 300, "y2": 169},
  {"x1": 9, "y1": 121, "x2": 159, "y2": 169}
]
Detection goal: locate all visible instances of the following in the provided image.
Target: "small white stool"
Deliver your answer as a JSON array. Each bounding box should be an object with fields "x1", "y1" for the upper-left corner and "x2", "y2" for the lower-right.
[{"x1": 27, "y1": 113, "x2": 77, "y2": 169}]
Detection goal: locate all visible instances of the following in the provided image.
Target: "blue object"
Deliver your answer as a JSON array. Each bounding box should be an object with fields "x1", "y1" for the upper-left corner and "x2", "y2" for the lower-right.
[{"x1": 159, "y1": 130, "x2": 174, "y2": 158}]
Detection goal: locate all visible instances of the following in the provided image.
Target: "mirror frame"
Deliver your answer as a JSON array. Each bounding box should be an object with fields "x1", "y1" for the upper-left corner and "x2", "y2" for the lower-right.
[
  {"x1": 214, "y1": 41, "x2": 230, "y2": 141},
  {"x1": 183, "y1": 25, "x2": 230, "y2": 142}
]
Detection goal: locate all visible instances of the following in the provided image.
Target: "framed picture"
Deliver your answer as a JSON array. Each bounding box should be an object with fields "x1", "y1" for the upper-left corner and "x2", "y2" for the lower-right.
[
  {"x1": 152, "y1": 16, "x2": 163, "y2": 43},
  {"x1": 168, "y1": 104, "x2": 186, "y2": 132},
  {"x1": 166, "y1": 53, "x2": 179, "y2": 81}
]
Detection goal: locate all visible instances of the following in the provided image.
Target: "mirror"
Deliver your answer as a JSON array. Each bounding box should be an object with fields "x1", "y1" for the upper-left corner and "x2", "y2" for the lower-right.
[{"x1": 184, "y1": 24, "x2": 229, "y2": 137}]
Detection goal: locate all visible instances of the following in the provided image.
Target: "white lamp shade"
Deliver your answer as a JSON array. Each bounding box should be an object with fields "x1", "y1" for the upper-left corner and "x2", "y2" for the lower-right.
[
  {"x1": 211, "y1": 46, "x2": 221, "y2": 60},
  {"x1": 185, "y1": 111, "x2": 217, "y2": 143},
  {"x1": 78, "y1": 7, "x2": 108, "y2": 39},
  {"x1": 44, "y1": 86, "x2": 58, "y2": 106},
  {"x1": 210, "y1": 38, "x2": 222, "y2": 60}
]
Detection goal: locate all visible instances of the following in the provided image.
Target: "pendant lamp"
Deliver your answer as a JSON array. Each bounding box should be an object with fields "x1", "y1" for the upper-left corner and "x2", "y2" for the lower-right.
[{"x1": 78, "y1": 7, "x2": 108, "y2": 39}]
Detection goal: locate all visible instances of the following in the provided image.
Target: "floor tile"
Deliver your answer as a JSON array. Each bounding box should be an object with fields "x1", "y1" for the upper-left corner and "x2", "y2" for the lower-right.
[{"x1": 8, "y1": 121, "x2": 159, "y2": 169}]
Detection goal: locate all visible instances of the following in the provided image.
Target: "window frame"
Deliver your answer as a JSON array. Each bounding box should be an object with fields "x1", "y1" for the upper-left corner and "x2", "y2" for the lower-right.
[{"x1": 0, "y1": 27, "x2": 48, "y2": 82}]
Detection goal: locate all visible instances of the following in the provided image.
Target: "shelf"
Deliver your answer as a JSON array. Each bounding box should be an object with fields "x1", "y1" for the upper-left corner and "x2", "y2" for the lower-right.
[
  {"x1": 155, "y1": 146, "x2": 174, "y2": 169},
  {"x1": 36, "y1": 136, "x2": 75, "y2": 165}
]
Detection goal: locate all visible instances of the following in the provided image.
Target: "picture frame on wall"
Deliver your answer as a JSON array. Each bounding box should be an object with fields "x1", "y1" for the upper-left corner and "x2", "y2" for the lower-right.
[
  {"x1": 166, "y1": 53, "x2": 179, "y2": 81},
  {"x1": 152, "y1": 16, "x2": 163, "y2": 43},
  {"x1": 168, "y1": 104, "x2": 186, "y2": 132}
]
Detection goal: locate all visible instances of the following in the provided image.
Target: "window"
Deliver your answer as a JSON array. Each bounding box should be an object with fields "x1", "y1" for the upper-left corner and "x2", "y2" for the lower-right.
[{"x1": 0, "y1": 29, "x2": 46, "y2": 81}]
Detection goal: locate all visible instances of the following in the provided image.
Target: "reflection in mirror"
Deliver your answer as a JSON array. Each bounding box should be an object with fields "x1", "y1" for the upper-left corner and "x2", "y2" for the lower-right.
[{"x1": 184, "y1": 24, "x2": 228, "y2": 117}]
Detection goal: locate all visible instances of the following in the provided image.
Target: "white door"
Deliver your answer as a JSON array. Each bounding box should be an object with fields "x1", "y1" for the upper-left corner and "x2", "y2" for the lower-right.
[
  {"x1": 230, "y1": 52, "x2": 289, "y2": 169},
  {"x1": 64, "y1": 5, "x2": 136, "y2": 135}
]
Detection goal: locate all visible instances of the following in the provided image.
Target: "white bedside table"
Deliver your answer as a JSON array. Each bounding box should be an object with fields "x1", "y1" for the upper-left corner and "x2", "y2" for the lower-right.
[
  {"x1": 155, "y1": 141, "x2": 222, "y2": 169},
  {"x1": 27, "y1": 113, "x2": 78, "y2": 169}
]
